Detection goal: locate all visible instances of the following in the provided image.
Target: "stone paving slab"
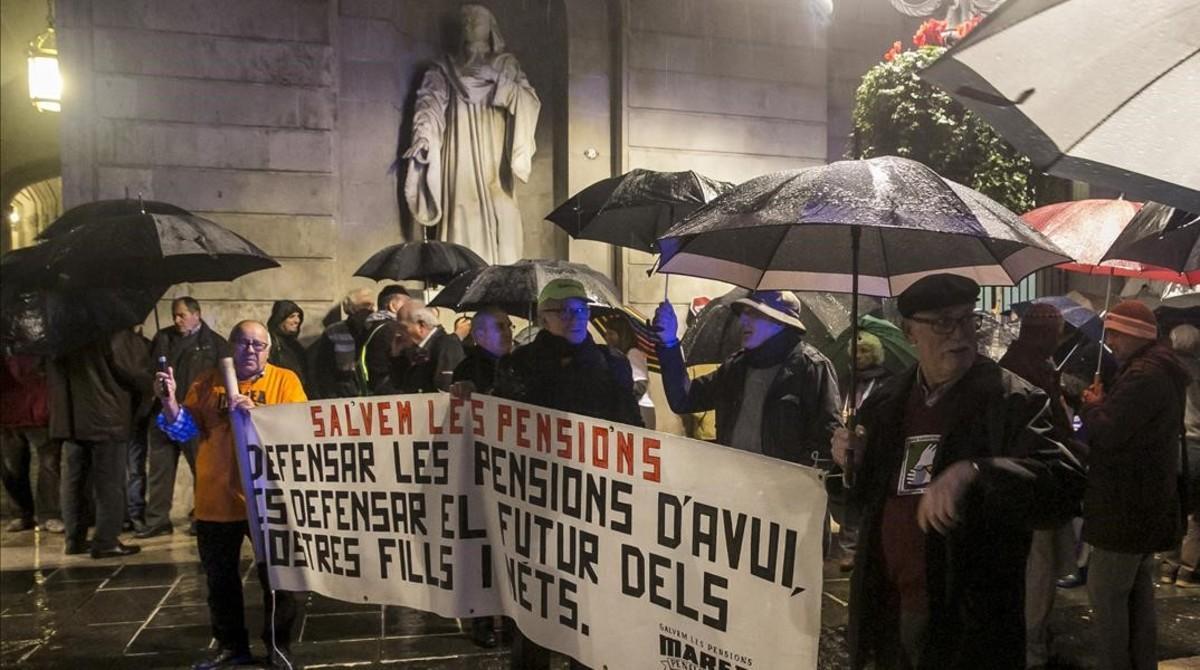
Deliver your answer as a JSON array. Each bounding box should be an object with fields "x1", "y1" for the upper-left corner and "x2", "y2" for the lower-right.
[{"x1": 1, "y1": 524, "x2": 1198, "y2": 668}]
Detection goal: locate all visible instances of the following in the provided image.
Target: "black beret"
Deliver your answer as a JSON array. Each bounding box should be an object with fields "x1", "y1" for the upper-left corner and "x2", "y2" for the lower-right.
[{"x1": 897, "y1": 274, "x2": 980, "y2": 317}]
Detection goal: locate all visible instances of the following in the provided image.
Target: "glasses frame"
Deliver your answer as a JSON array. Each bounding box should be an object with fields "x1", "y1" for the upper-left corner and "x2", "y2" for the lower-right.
[
  {"x1": 906, "y1": 312, "x2": 984, "y2": 336},
  {"x1": 232, "y1": 338, "x2": 270, "y2": 353}
]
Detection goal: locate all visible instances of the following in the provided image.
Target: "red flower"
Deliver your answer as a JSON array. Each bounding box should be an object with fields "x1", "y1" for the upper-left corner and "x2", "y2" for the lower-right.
[
  {"x1": 912, "y1": 19, "x2": 947, "y2": 47},
  {"x1": 883, "y1": 40, "x2": 903, "y2": 62},
  {"x1": 955, "y1": 15, "x2": 983, "y2": 39}
]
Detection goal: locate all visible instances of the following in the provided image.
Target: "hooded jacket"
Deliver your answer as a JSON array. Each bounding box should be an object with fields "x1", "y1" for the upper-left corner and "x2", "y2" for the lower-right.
[
  {"x1": 847, "y1": 356, "x2": 1084, "y2": 669},
  {"x1": 267, "y1": 300, "x2": 309, "y2": 391},
  {"x1": 657, "y1": 328, "x2": 842, "y2": 467},
  {"x1": 1081, "y1": 342, "x2": 1189, "y2": 553}
]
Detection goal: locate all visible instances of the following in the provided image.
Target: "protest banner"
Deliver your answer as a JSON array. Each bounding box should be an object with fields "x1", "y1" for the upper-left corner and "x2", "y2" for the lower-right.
[{"x1": 243, "y1": 393, "x2": 826, "y2": 668}]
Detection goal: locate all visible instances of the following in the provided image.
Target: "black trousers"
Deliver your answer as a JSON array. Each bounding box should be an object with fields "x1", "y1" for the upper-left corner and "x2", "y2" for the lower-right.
[
  {"x1": 62, "y1": 440, "x2": 125, "y2": 550},
  {"x1": 0, "y1": 428, "x2": 60, "y2": 523},
  {"x1": 196, "y1": 520, "x2": 302, "y2": 653}
]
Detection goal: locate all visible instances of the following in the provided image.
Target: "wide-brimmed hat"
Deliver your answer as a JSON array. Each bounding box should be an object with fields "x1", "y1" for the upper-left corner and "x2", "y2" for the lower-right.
[{"x1": 732, "y1": 291, "x2": 805, "y2": 332}]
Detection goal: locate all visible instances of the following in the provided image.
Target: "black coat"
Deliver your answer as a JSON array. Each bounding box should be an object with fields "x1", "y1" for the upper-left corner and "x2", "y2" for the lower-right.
[
  {"x1": 657, "y1": 330, "x2": 842, "y2": 467},
  {"x1": 848, "y1": 356, "x2": 1084, "y2": 670},
  {"x1": 48, "y1": 330, "x2": 153, "y2": 443},
  {"x1": 1081, "y1": 342, "x2": 1189, "y2": 553},
  {"x1": 396, "y1": 327, "x2": 465, "y2": 393},
  {"x1": 495, "y1": 330, "x2": 643, "y2": 427},
  {"x1": 453, "y1": 345, "x2": 501, "y2": 393},
  {"x1": 151, "y1": 322, "x2": 228, "y2": 403},
  {"x1": 267, "y1": 300, "x2": 309, "y2": 392}
]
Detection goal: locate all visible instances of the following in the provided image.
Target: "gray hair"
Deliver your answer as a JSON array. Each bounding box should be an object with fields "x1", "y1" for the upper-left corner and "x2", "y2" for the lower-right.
[
  {"x1": 405, "y1": 306, "x2": 441, "y2": 329},
  {"x1": 1170, "y1": 324, "x2": 1200, "y2": 356}
]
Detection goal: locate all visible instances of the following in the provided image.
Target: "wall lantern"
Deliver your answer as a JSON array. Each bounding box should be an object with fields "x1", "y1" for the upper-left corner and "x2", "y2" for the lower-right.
[{"x1": 27, "y1": 5, "x2": 61, "y2": 113}]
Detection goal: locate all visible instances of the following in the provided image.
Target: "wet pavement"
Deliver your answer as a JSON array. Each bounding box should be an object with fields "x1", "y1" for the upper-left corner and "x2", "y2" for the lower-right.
[{"x1": 2, "y1": 525, "x2": 1198, "y2": 668}]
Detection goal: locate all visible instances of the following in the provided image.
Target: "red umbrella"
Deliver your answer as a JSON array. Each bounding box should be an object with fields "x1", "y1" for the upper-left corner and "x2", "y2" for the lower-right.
[{"x1": 1022, "y1": 199, "x2": 1183, "y2": 281}]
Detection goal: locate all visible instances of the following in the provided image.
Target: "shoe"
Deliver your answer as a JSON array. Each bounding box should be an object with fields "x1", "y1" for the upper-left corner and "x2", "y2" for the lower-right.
[
  {"x1": 41, "y1": 519, "x2": 65, "y2": 534},
  {"x1": 5, "y1": 518, "x2": 35, "y2": 532},
  {"x1": 1057, "y1": 566, "x2": 1088, "y2": 589},
  {"x1": 134, "y1": 524, "x2": 173, "y2": 539},
  {"x1": 470, "y1": 617, "x2": 498, "y2": 648},
  {"x1": 64, "y1": 540, "x2": 90, "y2": 555},
  {"x1": 191, "y1": 648, "x2": 255, "y2": 669},
  {"x1": 265, "y1": 647, "x2": 301, "y2": 669},
  {"x1": 1159, "y1": 562, "x2": 1181, "y2": 584},
  {"x1": 1176, "y1": 567, "x2": 1200, "y2": 588},
  {"x1": 838, "y1": 555, "x2": 856, "y2": 573},
  {"x1": 90, "y1": 542, "x2": 141, "y2": 559},
  {"x1": 131, "y1": 518, "x2": 147, "y2": 534}
]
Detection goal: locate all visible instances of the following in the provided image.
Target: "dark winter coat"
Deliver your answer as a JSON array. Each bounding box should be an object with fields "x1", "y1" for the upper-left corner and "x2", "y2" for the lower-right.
[
  {"x1": 452, "y1": 345, "x2": 502, "y2": 393},
  {"x1": 657, "y1": 329, "x2": 842, "y2": 467},
  {"x1": 848, "y1": 356, "x2": 1085, "y2": 670},
  {"x1": 495, "y1": 330, "x2": 643, "y2": 427},
  {"x1": 1081, "y1": 342, "x2": 1189, "y2": 553},
  {"x1": 395, "y1": 327, "x2": 465, "y2": 393},
  {"x1": 151, "y1": 321, "x2": 228, "y2": 404},
  {"x1": 308, "y1": 311, "x2": 371, "y2": 399},
  {"x1": 267, "y1": 300, "x2": 309, "y2": 391},
  {"x1": 48, "y1": 330, "x2": 154, "y2": 443},
  {"x1": 1, "y1": 355, "x2": 50, "y2": 428},
  {"x1": 1000, "y1": 337, "x2": 1074, "y2": 443}
]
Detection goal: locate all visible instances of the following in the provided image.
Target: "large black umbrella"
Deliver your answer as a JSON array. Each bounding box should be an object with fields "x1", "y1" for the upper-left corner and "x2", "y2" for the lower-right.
[
  {"x1": 1100, "y1": 202, "x2": 1200, "y2": 284},
  {"x1": 37, "y1": 198, "x2": 191, "y2": 239},
  {"x1": 920, "y1": 0, "x2": 1200, "y2": 212},
  {"x1": 428, "y1": 259, "x2": 621, "y2": 316},
  {"x1": 546, "y1": 169, "x2": 733, "y2": 253},
  {"x1": 7, "y1": 207, "x2": 279, "y2": 290},
  {"x1": 657, "y1": 156, "x2": 1069, "y2": 481},
  {"x1": 353, "y1": 240, "x2": 487, "y2": 285}
]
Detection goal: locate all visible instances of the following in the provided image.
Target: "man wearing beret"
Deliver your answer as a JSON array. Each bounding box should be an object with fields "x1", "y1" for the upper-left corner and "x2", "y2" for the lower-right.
[
  {"x1": 653, "y1": 290, "x2": 842, "y2": 467},
  {"x1": 1079, "y1": 300, "x2": 1188, "y2": 670},
  {"x1": 832, "y1": 273, "x2": 1084, "y2": 669}
]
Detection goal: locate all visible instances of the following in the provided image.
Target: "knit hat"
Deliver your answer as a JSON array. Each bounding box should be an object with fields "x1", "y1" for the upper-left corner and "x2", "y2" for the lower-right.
[
  {"x1": 1018, "y1": 302, "x2": 1063, "y2": 340},
  {"x1": 1104, "y1": 300, "x2": 1157, "y2": 340},
  {"x1": 537, "y1": 278, "x2": 590, "y2": 311}
]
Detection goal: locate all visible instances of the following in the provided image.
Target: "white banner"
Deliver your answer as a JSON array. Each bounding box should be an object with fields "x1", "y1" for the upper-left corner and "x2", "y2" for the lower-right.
[{"x1": 243, "y1": 394, "x2": 826, "y2": 669}]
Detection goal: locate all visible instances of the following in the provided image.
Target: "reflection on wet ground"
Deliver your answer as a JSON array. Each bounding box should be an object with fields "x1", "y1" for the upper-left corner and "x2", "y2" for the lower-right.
[{"x1": 1, "y1": 526, "x2": 1197, "y2": 668}]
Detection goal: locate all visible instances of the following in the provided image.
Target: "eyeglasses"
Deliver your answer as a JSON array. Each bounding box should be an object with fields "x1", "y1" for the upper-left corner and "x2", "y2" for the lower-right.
[
  {"x1": 232, "y1": 339, "x2": 269, "y2": 352},
  {"x1": 544, "y1": 306, "x2": 590, "y2": 320},
  {"x1": 907, "y1": 312, "x2": 984, "y2": 335}
]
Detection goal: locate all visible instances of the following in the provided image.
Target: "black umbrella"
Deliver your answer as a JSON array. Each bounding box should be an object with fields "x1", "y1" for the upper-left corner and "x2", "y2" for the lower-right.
[
  {"x1": 353, "y1": 240, "x2": 487, "y2": 285},
  {"x1": 546, "y1": 169, "x2": 733, "y2": 253},
  {"x1": 1099, "y1": 202, "x2": 1200, "y2": 284},
  {"x1": 657, "y1": 156, "x2": 1069, "y2": 482},
  {"x1": 428, "y1": 259, "x2": 621, "y2": 316},
  {"x1": 8, "y1": 209, "x2": 279, "y2": 290},
  {"x1": 37, "y1": 198, "x2": 191, "y2": 239},
  {"x1": 1, "y1": 284, "x2": 166, "y2": 356}
]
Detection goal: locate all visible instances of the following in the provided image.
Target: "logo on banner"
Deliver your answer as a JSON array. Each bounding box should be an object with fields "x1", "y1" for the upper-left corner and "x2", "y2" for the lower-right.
[{"x1": 657, "y1": 623, "x2": 752, "y2": 670}]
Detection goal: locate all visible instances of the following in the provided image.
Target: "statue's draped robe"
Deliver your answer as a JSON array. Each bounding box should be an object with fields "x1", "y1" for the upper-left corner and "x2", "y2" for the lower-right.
[{"x1": 404, "y1": 53, "x2": 540, "y2": 265}]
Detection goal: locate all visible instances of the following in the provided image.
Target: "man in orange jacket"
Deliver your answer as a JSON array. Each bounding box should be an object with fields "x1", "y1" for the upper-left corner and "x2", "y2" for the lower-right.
[{"x1": 155, "y1": 320, "x2": 306, "y2": 670}]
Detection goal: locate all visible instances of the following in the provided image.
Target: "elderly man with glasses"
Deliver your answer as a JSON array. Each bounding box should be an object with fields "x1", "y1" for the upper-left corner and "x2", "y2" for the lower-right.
[
  {"x1": 154, "y1": 320, "x2": 307, "y2": 670},
  {"x1": 831, "y1": 274, "x2": 1084, "y2": 670}
]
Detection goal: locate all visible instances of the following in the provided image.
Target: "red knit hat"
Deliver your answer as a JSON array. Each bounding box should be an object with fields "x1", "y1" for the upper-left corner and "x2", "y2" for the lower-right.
[
  {"x1": 1018, "y1": 302, "x2": 1063, "y2": 340},
  {"x1": 1104, "y1": 300, "x2": 1157, "y2": 340}
]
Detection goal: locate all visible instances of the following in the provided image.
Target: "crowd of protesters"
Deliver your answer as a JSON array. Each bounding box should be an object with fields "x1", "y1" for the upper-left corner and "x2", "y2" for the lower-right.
[{"x1": 2, "y1": 274, "x2": 1196, "y2": 670}]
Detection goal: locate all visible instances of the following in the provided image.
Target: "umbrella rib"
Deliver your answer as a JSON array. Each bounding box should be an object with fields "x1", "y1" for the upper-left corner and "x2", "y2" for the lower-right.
[{"x1": 1059, "y1": 46, "x2": 1200, "y2": 161}]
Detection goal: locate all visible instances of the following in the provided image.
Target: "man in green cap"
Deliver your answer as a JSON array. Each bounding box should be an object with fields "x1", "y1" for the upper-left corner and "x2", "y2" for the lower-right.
[{"x1": 493, "y1": 278, "x2": 642, "y2": 669}]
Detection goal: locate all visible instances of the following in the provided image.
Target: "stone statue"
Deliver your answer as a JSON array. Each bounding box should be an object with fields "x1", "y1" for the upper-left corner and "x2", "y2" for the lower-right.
[{"x1": 402, "y1": 4, "x2": 541, "y2": 265}]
